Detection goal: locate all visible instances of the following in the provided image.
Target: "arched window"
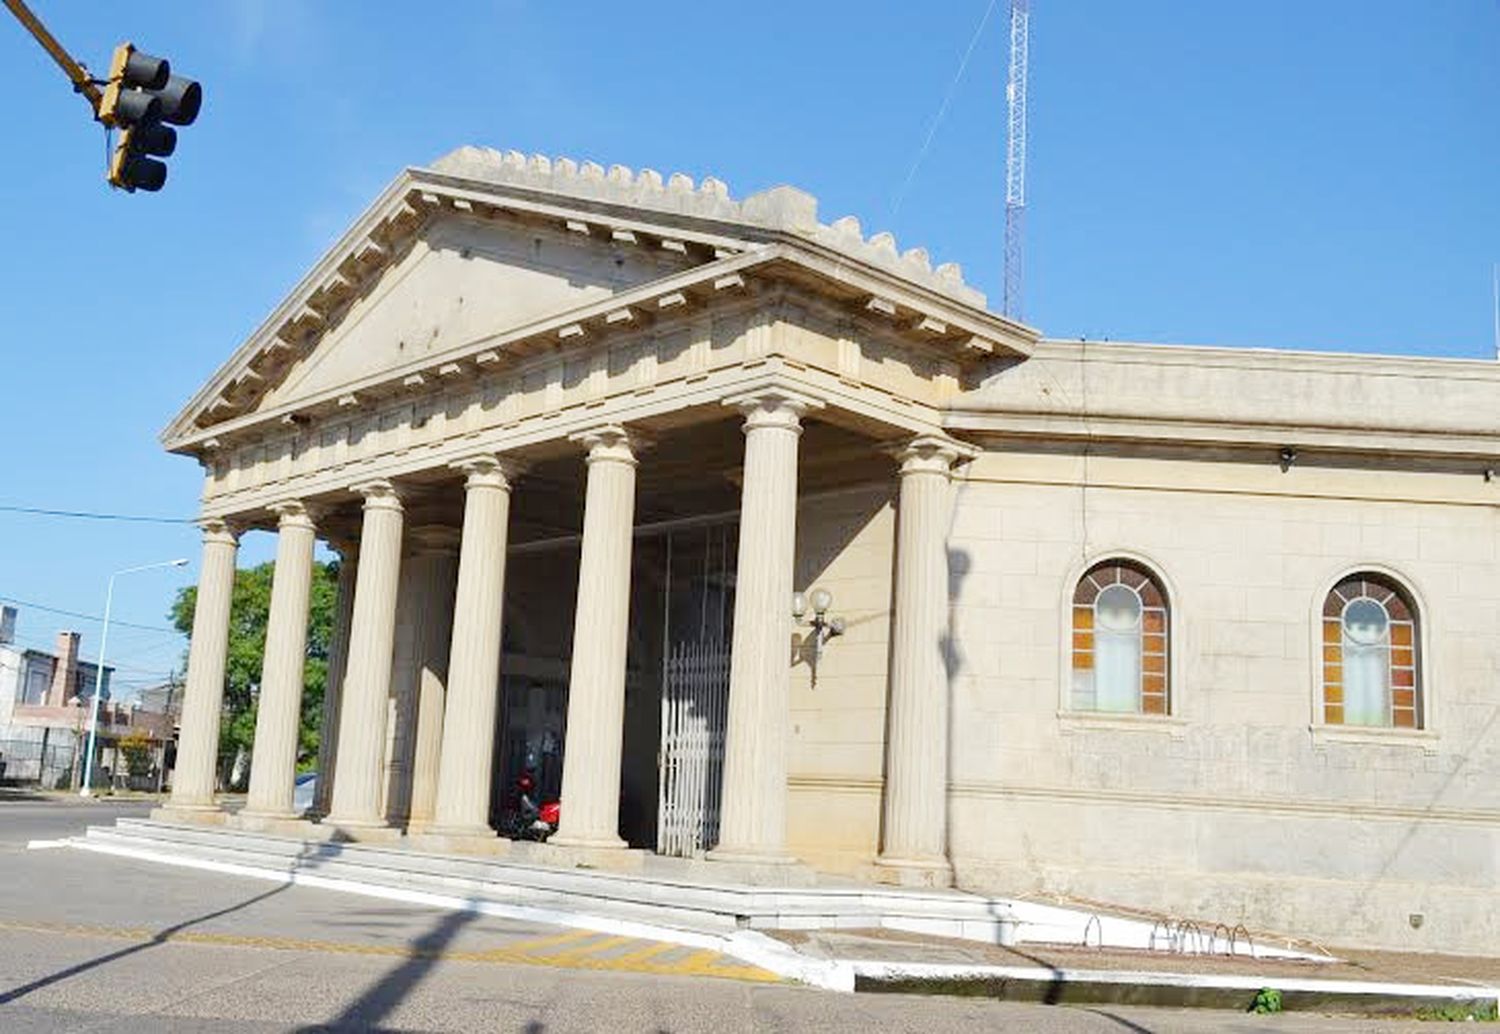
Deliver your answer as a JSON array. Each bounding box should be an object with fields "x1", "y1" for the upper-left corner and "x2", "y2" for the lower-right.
[
  {"x1": 1071, "y1": 560, "x2": 1169, "y2": 714},
  {"x1": 1321, "y1": 574, "x2": 1420, "y2": 728}
]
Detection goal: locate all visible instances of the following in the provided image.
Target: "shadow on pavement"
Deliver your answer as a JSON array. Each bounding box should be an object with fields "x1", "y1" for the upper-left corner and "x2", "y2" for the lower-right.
[
  {"x1": 297, "y1": 906, "x2": 480, "y2": 1032},
  {"x1": 0, "y1": 879, "x2": 293, "y2": 1006},
  {"x1": 1084, "y1": 1008, "x2": 1158, "y2": 1033}
]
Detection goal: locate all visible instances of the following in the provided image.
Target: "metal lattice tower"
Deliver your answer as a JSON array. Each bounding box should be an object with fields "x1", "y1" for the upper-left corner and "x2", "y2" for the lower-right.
[{"x1": 1004, "y1": 0, "x2": 1030, "y2": 320}]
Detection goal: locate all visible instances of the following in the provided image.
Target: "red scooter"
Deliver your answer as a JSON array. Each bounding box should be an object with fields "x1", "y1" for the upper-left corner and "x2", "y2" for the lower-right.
[{"x1": 506, "y1": 770, "x2": 559, "y2": 841}]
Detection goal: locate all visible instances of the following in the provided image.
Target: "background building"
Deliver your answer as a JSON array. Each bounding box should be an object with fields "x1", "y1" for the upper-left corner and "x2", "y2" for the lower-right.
[{"x1": 0, "y1": 606, "x2": 174, "y2": 789}]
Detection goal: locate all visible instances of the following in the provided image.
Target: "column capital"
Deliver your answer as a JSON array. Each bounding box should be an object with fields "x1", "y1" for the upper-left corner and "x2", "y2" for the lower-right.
[
  {"x1": 351, "y1": 479, "x2": 403, "y2": 512},
  {"x1": 450, "y1": 453, "x2": 525, "y2": 490},
  {"x1": 197, "y1": 517, "x2": 241, "y2": 545},
  {"x1": 268, "y1": 499, "x2": 320, "y2": 530},
  {"x1": 408, "y1": 523, "x2": 462, "y2": 556},
  {"x1": 888, "y1": 434, "x2": 979, "y2": 477},
  {"x1": 724, "y1": 388, "x2": 826, "y2": 433},
  {"x1": 569, "y1": 424, "x2": 649, "y2": 466}
]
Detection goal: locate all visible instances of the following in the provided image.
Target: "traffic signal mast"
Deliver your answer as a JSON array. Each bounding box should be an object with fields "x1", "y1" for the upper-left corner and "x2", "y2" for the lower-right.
[{"x1": 3, "y1": 0, "x2": 202, "y2": 193}]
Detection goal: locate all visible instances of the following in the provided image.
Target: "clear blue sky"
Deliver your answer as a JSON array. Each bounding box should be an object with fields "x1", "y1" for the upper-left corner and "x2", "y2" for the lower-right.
[{"x1": 3, "y1": 1, "x2": 1496, "y2": 694}]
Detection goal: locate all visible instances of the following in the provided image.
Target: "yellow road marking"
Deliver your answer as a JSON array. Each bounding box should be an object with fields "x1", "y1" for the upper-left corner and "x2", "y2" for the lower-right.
[
  {"x1": 604, "y1": 940, "x2": 680, "y2": 967},
  {"x1": 537, "y1": 934, "x2": 634, "y2": 963},
  {"x1": 0, "y1": 917, "x2": 781, "y2": 983},
  {"x1": 498, "y1": 928, "x2": 595, "y2": 954}
]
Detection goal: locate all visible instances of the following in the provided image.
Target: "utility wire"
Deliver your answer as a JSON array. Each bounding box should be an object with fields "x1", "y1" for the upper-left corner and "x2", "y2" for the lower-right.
[
  {"x1": 0, "y1": 596, "x2": 180, "y2": 634},
  {"x1": 0, "y1": 504, "x2": 195, "y2": 524},
  {"x1": 890, "y1": 0, "x2": 1000, "y2": 217}
]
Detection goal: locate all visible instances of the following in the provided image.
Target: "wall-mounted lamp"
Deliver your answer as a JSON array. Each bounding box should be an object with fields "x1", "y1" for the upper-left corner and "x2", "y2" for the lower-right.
[
  {"x1": 792, "y1": 587, "x2": 845, "y2": 686},
  {"x1": 1278, "y1": 446, "x2": 1297, "y2": 473}
]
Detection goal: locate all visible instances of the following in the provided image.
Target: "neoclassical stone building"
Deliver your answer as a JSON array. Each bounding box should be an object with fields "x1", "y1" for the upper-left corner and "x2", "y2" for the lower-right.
[{"x1": 161, "y1": 147, "x2": 1500, "y2": 953}]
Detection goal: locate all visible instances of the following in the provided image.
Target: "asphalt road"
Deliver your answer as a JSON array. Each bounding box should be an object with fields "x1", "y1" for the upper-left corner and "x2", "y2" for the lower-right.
[{"x1": 0, "y1": 797, "x2": 1436, "y2": 1032}]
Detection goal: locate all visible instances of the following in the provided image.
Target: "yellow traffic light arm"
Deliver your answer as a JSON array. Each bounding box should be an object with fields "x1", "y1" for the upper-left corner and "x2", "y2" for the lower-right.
[{"x1": 3, "y1": 0, "x2": 102, "y2": 111}]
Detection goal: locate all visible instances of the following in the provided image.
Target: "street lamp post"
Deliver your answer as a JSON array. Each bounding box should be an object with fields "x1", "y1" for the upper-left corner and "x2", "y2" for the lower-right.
[{"x1": 80, "y1": 558, "x2": 189, "y2": 797}]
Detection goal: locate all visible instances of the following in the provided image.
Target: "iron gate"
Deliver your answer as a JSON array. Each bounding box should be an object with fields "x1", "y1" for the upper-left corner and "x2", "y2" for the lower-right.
[{"x1": 656, "y1": 638, "x2": 730, "y2": 857}]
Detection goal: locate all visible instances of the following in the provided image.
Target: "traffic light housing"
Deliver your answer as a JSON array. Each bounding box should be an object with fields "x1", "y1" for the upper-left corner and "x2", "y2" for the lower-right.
[{"x1": 99, "y1": 42, "x2": 202, "y2": 193}]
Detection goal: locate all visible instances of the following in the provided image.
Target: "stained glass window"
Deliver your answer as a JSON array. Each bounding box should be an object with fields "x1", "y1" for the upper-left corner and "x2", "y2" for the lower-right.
[
  {"x1": 1071, "y1": 561, "x2": 1169, "y2": 715},
  {"x1": 1322, "y1": 575, "x2": 1419, "y2": 728}
]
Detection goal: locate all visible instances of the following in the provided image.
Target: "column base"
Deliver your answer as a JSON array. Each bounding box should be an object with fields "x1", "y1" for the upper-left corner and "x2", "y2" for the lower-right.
[
  {"x1": 150, "y1": 805, "x2": 228, "y2": 826},
  {"x1": 872, "y1": 855, "x2": 954, "y2": 889}
]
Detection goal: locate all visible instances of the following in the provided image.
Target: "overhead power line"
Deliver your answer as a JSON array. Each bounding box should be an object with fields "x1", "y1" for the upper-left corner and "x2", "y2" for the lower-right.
[
  {"x1": 0, "y1": 596, "x2": 180, "y2": 634},
  {"x1": 890, "y1": 0, "x2": 1000, "y2": 217},
  {"x1": 0, "y1": 504, "x2": 195, "y2": 525}
]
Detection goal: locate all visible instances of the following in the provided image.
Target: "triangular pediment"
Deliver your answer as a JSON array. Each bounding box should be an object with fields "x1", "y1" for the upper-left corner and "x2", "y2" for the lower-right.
[
  {"x1": 259, "y1": 213, "x2": 700, "y2": 413},
  {"x1": 163, "y1": 148, "x2": 1036, "y2": 453}
]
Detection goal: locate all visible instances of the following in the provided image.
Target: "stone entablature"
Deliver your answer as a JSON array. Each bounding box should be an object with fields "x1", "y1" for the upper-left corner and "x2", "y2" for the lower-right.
[{"x1": 185, "y1": 277, "x2": 1000, "y2": 519}]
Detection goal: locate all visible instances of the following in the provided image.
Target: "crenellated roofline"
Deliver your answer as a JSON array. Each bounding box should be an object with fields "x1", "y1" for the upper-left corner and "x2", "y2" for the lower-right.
[{"x1": 162, "y1": 148, "x2": 1036, "y2": 453}]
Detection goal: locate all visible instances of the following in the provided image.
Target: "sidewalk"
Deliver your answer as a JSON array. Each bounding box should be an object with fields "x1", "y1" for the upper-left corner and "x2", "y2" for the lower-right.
[{"x1": 780, "y1": 926, "x2": 1500, "y2": 1014}]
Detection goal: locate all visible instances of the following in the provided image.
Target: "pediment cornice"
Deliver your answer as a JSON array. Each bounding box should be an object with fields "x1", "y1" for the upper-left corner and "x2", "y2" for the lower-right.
[{"x1": 163, "y1": 149, "x2": 1038, "y2": 453}]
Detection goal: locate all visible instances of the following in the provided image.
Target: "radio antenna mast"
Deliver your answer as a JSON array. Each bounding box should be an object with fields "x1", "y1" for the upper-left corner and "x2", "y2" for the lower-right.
[{"x1": 1004, "y1": 0, "x2": 1030, "y2": 320}]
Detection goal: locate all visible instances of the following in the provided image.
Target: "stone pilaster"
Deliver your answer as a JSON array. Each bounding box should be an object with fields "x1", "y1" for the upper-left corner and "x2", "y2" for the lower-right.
[
  {"x1": 165, "y1": 519, "x2": 240, "y2": 814},
  {"x1": 325, "y1": 481, "x2": 405, "y2": 833},
  {"x1": 876, "y1": 435, "x2": 966, "y2": 886},
  {"x1": 243, "y1": 501, "x2": 318, "y2": 820},
  {"x1": 552, "y1": 426, "x2": 643, "y2": 850},
  {"x1": 428, "y1": 457, "x2": 520, "y2": 839},
  {"x1": 400, "y1": 527, "x2": 460, "y2": 832},
  {"x1": 709, "y1": 391, "x2": 822, "y2": 864},
  {"x1": 310, "y1": 545, "x2": 357, "y2": 819}
]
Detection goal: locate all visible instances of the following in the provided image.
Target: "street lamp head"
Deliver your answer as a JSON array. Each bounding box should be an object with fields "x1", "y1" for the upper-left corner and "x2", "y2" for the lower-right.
[{"x1": 170, "y1": 558, "x2": 189, "y2": 567}]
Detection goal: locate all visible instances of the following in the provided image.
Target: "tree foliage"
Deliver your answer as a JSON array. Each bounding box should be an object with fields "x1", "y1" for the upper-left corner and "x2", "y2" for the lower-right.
[{"x1": 170, "y1": 559, "x2": 339, "y2": 777}]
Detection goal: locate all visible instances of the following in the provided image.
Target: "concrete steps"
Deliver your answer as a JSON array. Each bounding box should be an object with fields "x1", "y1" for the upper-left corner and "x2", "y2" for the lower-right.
[{"x1": 77, "y1": 818, "x2": 1322, "y2": 961}]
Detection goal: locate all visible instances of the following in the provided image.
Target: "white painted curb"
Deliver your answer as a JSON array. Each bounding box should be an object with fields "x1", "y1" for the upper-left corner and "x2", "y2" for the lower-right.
[{"x1": 59, "y1": 837, "x2": 854, "y2": 991}]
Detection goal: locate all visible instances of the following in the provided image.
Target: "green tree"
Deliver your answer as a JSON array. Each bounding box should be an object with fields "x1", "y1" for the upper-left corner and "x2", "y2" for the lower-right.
[
  {"x1": 170, "y1": 559, "x2": 339, "y2": 786},
  {"x1": 118, "y1": 729, "x2": 154, "y2": 779}
]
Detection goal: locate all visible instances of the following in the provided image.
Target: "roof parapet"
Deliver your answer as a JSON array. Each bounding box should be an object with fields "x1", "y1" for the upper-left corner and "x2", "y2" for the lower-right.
[{"x1": 429, "y1": 146, "x2": 987, "y2": 310}]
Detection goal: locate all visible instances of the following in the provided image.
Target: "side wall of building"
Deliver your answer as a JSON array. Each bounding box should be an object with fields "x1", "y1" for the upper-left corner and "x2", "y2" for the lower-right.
[{"x1": 945, "y1": 445, "x2": 1500, "y2": 954}]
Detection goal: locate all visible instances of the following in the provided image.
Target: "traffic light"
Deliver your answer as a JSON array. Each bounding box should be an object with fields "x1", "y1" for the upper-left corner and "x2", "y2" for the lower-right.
[{"x1": 98, "y1": 42, "x2": 202, "y2": 193}]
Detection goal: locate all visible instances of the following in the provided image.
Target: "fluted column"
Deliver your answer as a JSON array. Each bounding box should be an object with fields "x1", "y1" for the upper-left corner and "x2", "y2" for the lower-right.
[
  {"x1": 311, "y1": 546, "x2": 357, "y2": 819},
  {"x1": 429, "y1": 457, "x2": 520, "y2": 837},
  {"x1": 552, "y1": 425, "x2": 643, "y2": 849},
  {"x1": 399, "y1": 527, "x2": 459, "y2": 832},
  {"x1": 877, "y1": 435, "x2": 965, "y2": 885},
  {"x1": 709, "y1": 391, "x2": 822, "y2": 864},
  {"x1": 168, "y1": 519, "x2": 240, "y2": 812},
  {"x1": 244, "y1": 501, "x2": 318, "y2": 819},
  {"x1": 326, "y1": 481, "x2": 405, "y2": 831}
]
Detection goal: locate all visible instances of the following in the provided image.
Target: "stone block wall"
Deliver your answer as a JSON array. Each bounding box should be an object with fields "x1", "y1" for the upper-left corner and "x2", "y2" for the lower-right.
[{"x1": 945, "y1": 446, "x2": 1500, "y2": 953}]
